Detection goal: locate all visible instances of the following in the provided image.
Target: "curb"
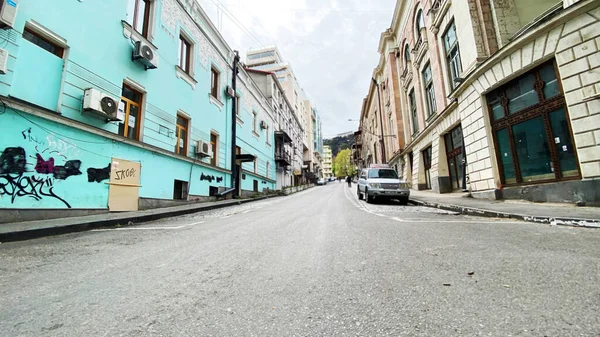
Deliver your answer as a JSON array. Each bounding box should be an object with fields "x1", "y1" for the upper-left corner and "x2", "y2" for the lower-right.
[
  {"x1": 408, "y1": 198, "x2": 600, "y2": 229},
  {"x1": 0, "y1": 196, "x2": 275, "y2": 243}
]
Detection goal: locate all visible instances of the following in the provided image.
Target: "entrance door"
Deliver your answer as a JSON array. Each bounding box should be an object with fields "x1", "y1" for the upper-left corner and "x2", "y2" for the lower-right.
[
  {"x1": 422, "y1": 146, "x2": 432, "y2": 189},
  {"x1": 445, "y1": 125, "x2": 465, "y2": 190}
]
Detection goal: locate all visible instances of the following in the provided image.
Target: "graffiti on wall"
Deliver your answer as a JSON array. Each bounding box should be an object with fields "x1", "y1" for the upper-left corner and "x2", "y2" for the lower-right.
[
  {"x1": 0, "y1": 147, "x2": 71, "y2": 208},
  {"x1": 87, "y1": 164, "x2": 111, "y2": 183},
  {"x1": 200, "y1": 172, "x2": 223, "y2": 183},
  {"x1": 1, "y1": 125, "x2": 112, "y2": 208}
]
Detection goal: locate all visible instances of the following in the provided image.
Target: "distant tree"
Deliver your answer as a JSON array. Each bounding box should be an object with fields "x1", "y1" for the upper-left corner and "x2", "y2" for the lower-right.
[{"x1": 333, "y1": 149, "x2": 357, "y2": 178}]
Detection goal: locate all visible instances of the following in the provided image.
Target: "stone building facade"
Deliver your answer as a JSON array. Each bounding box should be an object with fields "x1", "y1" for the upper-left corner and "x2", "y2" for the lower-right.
[{"x1": 358, "y1": 0, "x2": 600, "y2": 204}]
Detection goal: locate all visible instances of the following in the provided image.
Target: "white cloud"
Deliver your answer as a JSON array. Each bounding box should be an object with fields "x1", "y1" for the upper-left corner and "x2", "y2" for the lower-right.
[{"x1": 198, "y1": 0, "x2": 396, "y2": 138}]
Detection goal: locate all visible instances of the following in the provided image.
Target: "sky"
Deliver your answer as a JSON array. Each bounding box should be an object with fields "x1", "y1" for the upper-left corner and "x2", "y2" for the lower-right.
[{"x1": 197, "y1": 0, "x2": 396, "y2": 139}]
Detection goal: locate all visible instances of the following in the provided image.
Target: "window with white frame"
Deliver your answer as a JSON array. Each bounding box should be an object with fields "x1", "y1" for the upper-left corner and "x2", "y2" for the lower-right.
[
  {"x1": 422, "y1": 63, "x2": 436, "y2": 118},
  {"x1": 443, "y1": 21, "x2": 462, "y2": 90},
  {"x1": 178, "y1": 32, "x2": 193, "y2": 74},
  {"x1": 266, "y1": 161, "x2": 270, "y2": 178},
  {"x1": 252, "y1": 111, "x2": 258, "y2": 133},
  {"x1": 127, "y1": 0, "x2": 154, "y2": 39},
  {"x1": 211, "y1": 66, "x2": 220, "y2": 99}
]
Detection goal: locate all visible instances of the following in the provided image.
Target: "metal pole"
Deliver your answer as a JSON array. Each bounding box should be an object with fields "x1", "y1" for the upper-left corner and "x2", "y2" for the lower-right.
[
  {"x1": 372, "y1": 78, "x2": 386, "y2": 163},
  {"x1": 231, "y1": 51, "x2": 240, "y2": 197}
]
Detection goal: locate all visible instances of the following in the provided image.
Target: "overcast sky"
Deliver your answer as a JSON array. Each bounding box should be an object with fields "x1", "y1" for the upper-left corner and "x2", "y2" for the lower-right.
[{"x1": 198, "y1": 0, "x2": 396, "y2": 139}]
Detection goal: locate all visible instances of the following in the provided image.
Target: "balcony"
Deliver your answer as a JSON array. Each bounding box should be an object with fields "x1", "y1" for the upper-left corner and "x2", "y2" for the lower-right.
[
  {"x1": 275, "y1": 130, "x2": 293, "y2": 144},
  {"x1": 275, "y1": 151, "x2": 292, "y2": 166},
  {"x1": 411, "y1": 28, "x2": 429, "y2": 68}
]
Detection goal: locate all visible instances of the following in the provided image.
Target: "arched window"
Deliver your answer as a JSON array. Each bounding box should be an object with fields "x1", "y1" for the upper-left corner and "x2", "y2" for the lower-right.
[
  {"x1": 404, "y1": 44, "x2": 411, "y2": 66},
  {"x1": 415, "y1": 10, "x2": 425, "y2": 39}
]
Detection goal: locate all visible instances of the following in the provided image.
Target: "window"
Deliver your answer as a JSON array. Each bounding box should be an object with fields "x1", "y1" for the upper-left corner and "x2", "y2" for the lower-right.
[
  {"x1": 422, "y1": 63, "x2": 437, "y2": 117},
  {"x1": 266, "y1": 161, "x2": 270, "y2": 178},
  {"x1": 210, "y1": 132, "x2": 218, "y2": 166},
  {"x1": 404, "y1": 44, "x2": 411, "y2": 67},
  {"x1": 266, "y1": 125, "x2": 270, "y2": 144},
  {"x1": 487, "y1": 60, "x2": 579, "y2": 185},
  {"x1": 415, "y1": 10, "x2": 425, "y2": 37},
  {"x1": 235, "y1": 95, "x2": 241, "y2": 116},
  {"x1": 367, "y1": 169, "x2": 398, "y2": 179},
  {"x1": 252, "y1": 111, "x2": 258, "y2": 133},
  {"x1": 178, "y1": 34, "x2": 192, "y2": 73},
  {"x1": 254, "y1": 159, "x2": 258, "y2": 173},
  {"x1": 23, "y1": 27, "x2": 64, "y2": 58},
  {"x1": 443, "y1": 21, "x2": 462, "y2": 89},
  {"x1": 175, "y1": 114, "x2": 189, "y2": 155},
  {"x1": 120, "y1": 84, "x2": 143, "y2": 140},
  {"x1": 409, "y1": 90, "x2": 419, "y2": 134},
  {"x1": 127, "y1": 0, "x2": 152, "y2": 38},
  {"x1": 422, "y1": 146, "x2": 432, "y2": 189},
  {"x1": 211, "y1": 67, "x2": 220, "y2": 99}
]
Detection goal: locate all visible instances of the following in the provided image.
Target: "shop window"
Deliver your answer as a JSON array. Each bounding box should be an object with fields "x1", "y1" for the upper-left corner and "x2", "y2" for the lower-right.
[{"x1": 487, "y1": 60, "x2": 579, "y2": 185}]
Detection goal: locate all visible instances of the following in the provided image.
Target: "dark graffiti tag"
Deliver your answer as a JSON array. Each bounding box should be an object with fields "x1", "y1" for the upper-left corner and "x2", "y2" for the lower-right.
[
  {"x1": 114, "y1": 168, "x2": 136, "y2": 181},
  {"x1": 0, "y1": 173, "x2": 71, "y2": 208},
  {"x1": 53, "y1": 160, "x2": 82, "y2": 180},
  {"x1": 87, "y1": 164, "x2": 111, "y2": 183},
  {"x1": 200, "y1": 173, "x2": 216, "y2": 183},
  {"x1": 0, "y1": 147, "x2": 27, "y2": 174}
]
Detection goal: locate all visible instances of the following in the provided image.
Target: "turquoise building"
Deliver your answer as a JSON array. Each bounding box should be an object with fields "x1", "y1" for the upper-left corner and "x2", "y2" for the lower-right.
[{"x1": 0, "y1": 0, "x2": 275, "y2": 221}]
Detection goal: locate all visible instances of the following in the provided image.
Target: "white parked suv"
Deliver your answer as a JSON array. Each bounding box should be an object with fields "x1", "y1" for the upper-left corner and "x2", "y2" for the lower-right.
[{"x1": 357, "y1": 164, "x2": 410, "y2": 205}]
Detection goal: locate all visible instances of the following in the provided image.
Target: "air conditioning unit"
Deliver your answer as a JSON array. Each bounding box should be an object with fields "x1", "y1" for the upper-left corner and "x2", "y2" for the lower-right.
[
  {"x1": 83, "y1": 88, "x2": 120, "y2": 121},
  {"x1": 0, "y1": 0, "x2": 18, "y2": 29},
  {"x1": 225, "y1": 86, "x2": 235, "y2": 98},
  {"x1": 132, "y1": 40, "x2": 158, "y2": 70},
  {"x1": 195, "y1": 140, "x2": 213, "y2": 158},
  {"x1": 0, "y1": 48, "x2": 8, "y2": 74},
  {"x1": 260, "y1": 121, "x2": 268, "y2": 130}
]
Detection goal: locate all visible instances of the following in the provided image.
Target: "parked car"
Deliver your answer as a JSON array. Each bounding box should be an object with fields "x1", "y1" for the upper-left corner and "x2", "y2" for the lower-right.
[
  {"x1": 317, "y1": 178, "x2": 326, "y2": 186},
  {"x1": 357, "y1": 164, "x2": 410, "y2": 205}
]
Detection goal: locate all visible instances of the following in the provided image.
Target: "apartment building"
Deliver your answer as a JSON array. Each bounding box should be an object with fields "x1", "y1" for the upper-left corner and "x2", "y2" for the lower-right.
[
  {"x1": 357, "y1": 0, "x2": 600, "y2": 204},
  {"x1": 322, "y1": 145, "x2": 333, "y2": 179},
  {"x1": 0, "y1": 0, "x2": 276, "y2": 222},
  {"x1": 246, "y1": 46, "x2": 314, "y2": 185}
]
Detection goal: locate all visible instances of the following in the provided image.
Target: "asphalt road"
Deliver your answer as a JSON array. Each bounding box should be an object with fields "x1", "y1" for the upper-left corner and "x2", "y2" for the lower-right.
[{"x1": 1, "y1": 183, "x2": 599, "y2": 337}]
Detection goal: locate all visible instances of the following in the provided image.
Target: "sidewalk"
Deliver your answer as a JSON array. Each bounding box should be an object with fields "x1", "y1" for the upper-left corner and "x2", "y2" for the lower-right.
[
  {"x1": 409, "y1": 190, "x2": 600, "y2": 228},
  {"x1": 0, "y1": 196, "x2": 274, "y2": 243}
]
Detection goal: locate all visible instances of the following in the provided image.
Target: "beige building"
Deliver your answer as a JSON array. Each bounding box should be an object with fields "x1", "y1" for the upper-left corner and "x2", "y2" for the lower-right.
[
  {"x1": 247, "y1": 46, "x2": 319, "y2": 184},
  {"x1": 358, "y1": 0, "x2": 600, "y2": 204},
  {"x1": 322, "y1": 145, "x2": 333, "y2": 178}
]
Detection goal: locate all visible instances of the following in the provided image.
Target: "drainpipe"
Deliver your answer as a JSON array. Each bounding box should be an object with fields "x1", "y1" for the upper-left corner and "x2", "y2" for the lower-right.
[
  {"x1": 372, "y1": 78, "x2": 386, "y2": 163},
  {"x1": 231, "y1": 51, "x2": 240, "y2": 197}
]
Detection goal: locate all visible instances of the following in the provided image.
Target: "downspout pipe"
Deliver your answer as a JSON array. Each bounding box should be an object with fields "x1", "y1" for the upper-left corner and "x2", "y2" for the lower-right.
[{"x1": 231, "y1": 51, "x2": 240, "y2": 197}]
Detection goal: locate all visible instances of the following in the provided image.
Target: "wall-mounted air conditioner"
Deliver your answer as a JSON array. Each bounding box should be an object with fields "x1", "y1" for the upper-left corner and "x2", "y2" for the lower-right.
[
  {"x1": 0, "y1": 48, "x2": 8, "y2": 74},
  {"x1": 83, "y1": 88, "x2": 121, "y2": 121},
  {"x1": 132, "y1": 40, "x2": 158, "y2": 70},
  {"x1": 225, "y1": 86, "x2": 235, "y2": 98},
  {"x1": 0, "y1": 0, "x2": 18, "y2": 29},
  {"x1": 195, "y1": 140, "x2": 213, "y2": 158},
  {"x1": 260, "y1": 121, "x2": 268, "y2": 129}
]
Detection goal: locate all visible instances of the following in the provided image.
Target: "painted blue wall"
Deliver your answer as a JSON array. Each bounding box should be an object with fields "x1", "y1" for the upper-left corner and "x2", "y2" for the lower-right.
[{"x1": 0, "y1": 0, "x2": 275, "y2": 209}]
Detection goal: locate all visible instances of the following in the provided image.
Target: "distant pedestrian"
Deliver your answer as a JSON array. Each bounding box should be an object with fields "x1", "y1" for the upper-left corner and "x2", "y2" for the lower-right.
[{"x1": 346, "y1": 175, "x2": 351, "y2": 187}]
